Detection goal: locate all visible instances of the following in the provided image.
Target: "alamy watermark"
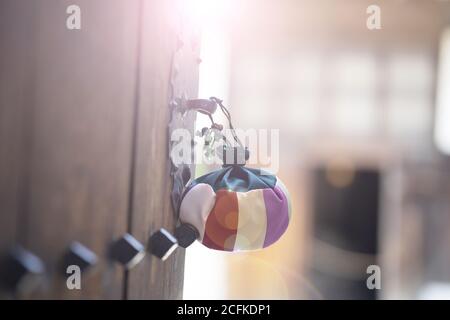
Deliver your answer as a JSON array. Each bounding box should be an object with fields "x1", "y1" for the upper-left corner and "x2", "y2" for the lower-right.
[
  {"x1": 65, "y1": 4, "x2": 381, "y2": 31},
  {"x1": 366, "y1": 5, "x2": 381, "y2": 30},
  {"x1": 66, "y1": 5, "x2": 81, "y2": 30},
  {"x1": 171, "y1": 128, "x2": 280, "y2": 174},
  {"x1": 66, "y1": 265, "x2": 81, "y2": 290},
  {"x1": 366, "y1": 264, "x2": 381, "y2": 290}
]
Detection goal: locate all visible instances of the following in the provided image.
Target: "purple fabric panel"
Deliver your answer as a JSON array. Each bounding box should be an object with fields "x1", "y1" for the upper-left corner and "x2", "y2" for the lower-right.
[{"x1": 262, "y1": 186, "x2": 290, "y2": 247}]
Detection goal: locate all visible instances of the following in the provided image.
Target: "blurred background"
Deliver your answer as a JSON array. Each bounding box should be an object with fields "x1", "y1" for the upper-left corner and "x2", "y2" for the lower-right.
[{"x1": 183, "y1": 0, "x2": 450, "y2": 300}]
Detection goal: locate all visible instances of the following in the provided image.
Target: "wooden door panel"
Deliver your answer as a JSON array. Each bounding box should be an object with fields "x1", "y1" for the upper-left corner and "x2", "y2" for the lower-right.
[
  {"x1": 0, "y1": 2, "x2": 38, "y2": 273},
  {"x1": 0, "y1": 0, "x2": 197, "y2": 299},
  {"x1": 1, "y1": 0, "x2": 140, "y2": 298}
]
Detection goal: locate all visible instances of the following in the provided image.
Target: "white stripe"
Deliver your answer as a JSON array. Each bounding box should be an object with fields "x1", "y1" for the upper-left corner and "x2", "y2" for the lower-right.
[
  {"x1": 179, "y1": 183, "x2": 216, "y2": 241},
  {"x1": 234, "y1": 189, "x2": 267, "y2": 250}
]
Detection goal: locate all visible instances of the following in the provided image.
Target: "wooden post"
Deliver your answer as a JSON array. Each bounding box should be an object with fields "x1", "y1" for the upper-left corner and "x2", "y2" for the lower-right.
[{"x1": 0, "y1": 0, "x2": 199, "y2": 299}]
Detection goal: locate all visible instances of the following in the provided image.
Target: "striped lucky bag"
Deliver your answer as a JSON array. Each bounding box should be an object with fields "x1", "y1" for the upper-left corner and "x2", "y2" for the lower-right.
[{"x1": 179, "y1": 166, "x2": 292, "y2": 251}]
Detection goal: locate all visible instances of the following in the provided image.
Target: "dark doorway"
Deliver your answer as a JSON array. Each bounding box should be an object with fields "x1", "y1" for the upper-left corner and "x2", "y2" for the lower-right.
[{"x1": 310, "y1": 167, "x2": 380, "y2": 299}]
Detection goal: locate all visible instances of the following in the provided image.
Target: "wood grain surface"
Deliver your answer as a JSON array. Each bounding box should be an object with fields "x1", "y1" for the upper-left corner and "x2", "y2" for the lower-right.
[{"x1": 0, "y1": 0, "x2": 199, "y2": 299}]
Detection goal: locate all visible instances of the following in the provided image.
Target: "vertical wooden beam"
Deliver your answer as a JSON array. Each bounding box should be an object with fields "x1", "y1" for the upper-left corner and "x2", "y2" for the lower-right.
[
  {"x1": 0, "y1": 1, "x2": 37, "y2": 262},
  {"x1": 0, "y1": 0, "x2": 199, "y2": 299},
  {"x1": 126, "y1": 0, "x2": 200, "y2": 299}
]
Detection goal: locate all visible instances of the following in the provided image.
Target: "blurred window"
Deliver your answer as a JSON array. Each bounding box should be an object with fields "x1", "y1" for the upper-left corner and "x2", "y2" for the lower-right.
[
  {"x1": 386, "y1": 52, "x2": 433, "y2": 139},
  {"x1": 233, "y1": 49, "x2": 434, "y2": 147}
]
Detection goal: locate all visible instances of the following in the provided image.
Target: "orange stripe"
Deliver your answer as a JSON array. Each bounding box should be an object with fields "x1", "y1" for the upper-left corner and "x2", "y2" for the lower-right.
[{"x1": 202, "y1": 190, "x2": 238, "y2": 251}]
